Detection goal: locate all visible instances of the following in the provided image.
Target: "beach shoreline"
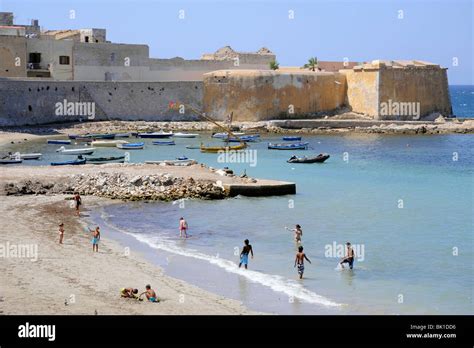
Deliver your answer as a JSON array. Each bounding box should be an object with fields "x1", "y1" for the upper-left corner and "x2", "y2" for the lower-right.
[{"x1": 0, "y1": 194, "x2": 257, "y2": 315}]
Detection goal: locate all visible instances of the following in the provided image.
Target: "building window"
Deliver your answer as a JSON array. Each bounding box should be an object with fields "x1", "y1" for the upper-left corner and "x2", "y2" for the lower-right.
[
  {"x1": 28, "y1": 52, "x2": 41, "y2": 69},
  {"x1": 59, "y1": 56, "x2": 70, "y2": 65}
]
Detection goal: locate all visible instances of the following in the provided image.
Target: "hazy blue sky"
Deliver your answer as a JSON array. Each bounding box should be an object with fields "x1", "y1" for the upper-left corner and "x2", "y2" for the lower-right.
[{"x1": 2, "y1": 0, "x2": 472, "y2": 84}]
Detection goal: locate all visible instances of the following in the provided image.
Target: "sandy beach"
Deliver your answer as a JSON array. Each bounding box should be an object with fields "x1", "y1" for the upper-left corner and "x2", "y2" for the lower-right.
[{"x1": 0, "y1": 194, "x2": 254, "y2": 315}]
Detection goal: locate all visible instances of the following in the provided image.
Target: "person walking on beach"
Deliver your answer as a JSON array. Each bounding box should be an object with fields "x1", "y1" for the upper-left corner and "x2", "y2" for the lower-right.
[
  {"x1": 339, "y1": 242, "x2": 355, "y2": 270},
  {"x1": 238, "y1": 239, "x2": 254, "y2": 269},
  {"x1": 294, "y1": 245, "x2": 311, "y2": 279},
  {"x1": 179, "y1": 217, "x2": 188, "y2": 238},
  {"x1": 139, "y1": 284, "x2": 159, "y2": 302},
  {"x1": 89, "y1": 226, "x2": 100, "y2": 252},
  {"x1": 58, "y1": 222, "x2": 65, "y2": 244},
  {"x1": 286, "y1": 224, "x2": 303, "y2": 243},
  {"x1": 73, "y1": 192, "x2": 82, "y2": 216}
]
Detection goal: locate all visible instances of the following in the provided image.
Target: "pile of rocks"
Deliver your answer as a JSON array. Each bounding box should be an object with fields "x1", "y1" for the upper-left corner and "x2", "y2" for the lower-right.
[{"x1": 3, "y1": 172, "x2": 227, "y2": 201}]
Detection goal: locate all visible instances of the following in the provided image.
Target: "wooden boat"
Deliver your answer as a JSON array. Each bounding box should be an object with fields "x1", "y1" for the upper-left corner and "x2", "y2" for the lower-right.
[
  {"x1": 117, "y1": 142, "x2": 144, "y2": 149},
  {"x1": 173, "y1": 132, "x2": 199, "y2": 138},
  {"x1": 9, "y1": 153, "x2": 42, "y2": 160},
  {"x1": 287, "y1": 154, "x2": 330, "y2": 163},
  {"x1": 268, "y1": 142, "x2": 309, "y2": 150},
  {"x1": 56, "y1": 146, "x2": 95, "y2": 155},
  {"x1": 85, "y1": 155, "x2": 125, "y2": 164},
  {"x1": 282, "y1": 136, "x2": 302, "y2": 141},
  {"x1": 152, "y1": 140, "x2": 175, "y2": 146},
  {"x1": 51, "y1": 158, "x2": 86, "y2": 166},
  {"x1": 48, "y1": 139, "x2": 71, "y2": 145},
  {"x1": 200, "y1": 143, "x2": 247, "y2": 153},
  {"x1": 137, "y1": 132, "x2": 173, "y2": 139},
  {"x1": 91, "y1": 140, "x2": 128, "y2": 147},
  {"x1": 0, "y1": 159, "x2": 23, "y2": 164},
  {"x1": 212, "y1": 132, "x2": 245, "y2": 138}
]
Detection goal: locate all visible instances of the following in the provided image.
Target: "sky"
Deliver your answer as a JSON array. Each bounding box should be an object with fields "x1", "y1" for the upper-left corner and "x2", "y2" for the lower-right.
[{"x1": 2, "y1": 0, "x2": 472, "y2": 84}]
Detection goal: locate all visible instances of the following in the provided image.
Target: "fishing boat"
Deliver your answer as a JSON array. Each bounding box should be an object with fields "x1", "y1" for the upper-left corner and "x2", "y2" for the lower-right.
[
  {"x1": 212, "y1": 132, "x2": 245, "y2": 139},
  {"x1": 85, "y1": 155, "x2": 125, "y2": 164},
  {"x1": 287, "y1": 154, "x2": 330, "y2": 163},
  {"x1": 152, "y1": 140, "x2": 175, "y2": 146},
  {"x1": 91, "y1": 140, "x2": 128, "y2": 147},
  {"x1": 51, "y1": 158, "x2": 86, "y2": 166},
  {"x1": 56, "y1": 146, "x2": 95, "y2": 155},
  {"x1": 117, "y1": 142, "x2": 144, "y2": 149},
  {"x1": 0, "y1": 159, "x2": 23, "y2": 164},
  {"x1": 48, "y1": 139, "x2": 71, "y2": 145},
  {"x1": 9, "y1": 153, "x2": 42, "y2": 160},
  {"x1": 137, "y1": 132, "x2": 173, "y2": 139},
  {"x1": 200, "y1": 143, "x2": 247, "y2": 153},
  {"x1": 282, "y1": 136, "x2": 302, "y2": 141},
  {"x1": 268, "y1": 142, "x2": 309, "y2": 150},
  {"x1": 173, "y1": 132, "x2": 199, "y2": 138}
]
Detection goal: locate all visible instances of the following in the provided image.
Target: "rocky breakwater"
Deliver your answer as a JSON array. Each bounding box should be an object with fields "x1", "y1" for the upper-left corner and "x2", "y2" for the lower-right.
[{"x1": 4, "y1": 172, "x2": 227, "y2": 201}]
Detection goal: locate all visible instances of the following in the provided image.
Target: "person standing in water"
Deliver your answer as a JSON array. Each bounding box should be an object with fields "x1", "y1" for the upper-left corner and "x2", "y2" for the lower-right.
[
  {"x1": 294, "y1": 246, "x2": 311, "y2": 279},
  {"x1": 179, "y1": 217, "x2": 188, "y2": 238},
  {"x1": 73, "y1": 192, "x2": 82, "y2": 217},
  {"x1": 89, "y1": 226, "x2": 100, "y2": 252},
  {"x1": 58, "y1": 223, "x2": 65, "y2": 244},
  {"x1": 238, "y1": 239, "x2": 254, "y2": 269},
  {"x1": 339, "y1": 242, "x2": 355, "y2": 270},
  {"x1": 286, "y1": 224, "x2": 303, "y2": 243}
]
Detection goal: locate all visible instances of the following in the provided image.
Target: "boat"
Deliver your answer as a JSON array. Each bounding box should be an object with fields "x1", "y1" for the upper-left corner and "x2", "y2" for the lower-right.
[
  {"x1": 51, "y1": 158, "x2": 86, "y2": 166},
  {"x1": 212, "y1": 132, "x2": 245, "y2": 138},
  {"x1": 145, "y1": 159, "x2": 196, "y2": 166},
  {"x1": 226, "y1": 135, "x2": 260, "y2": 142},
  {"x1": 48, "y1": 139, "x2": 71, "y2": 145},
  {"x1": 282, "y1": 136, "x2": 302, "y2": 141},
  {"x1": 9, "y1": 153, "x2": 42, "y2": 160},
  {"x1": 287, "y1": 154, "x2": 330, "y2": 163},
  {"x1": 137, "y1": 132, "x2": 173, "y2": 139},
  {"x1": 152, "y1": 140, "x2": 175, "y2": 146},
  {"x1": 268, "y1": 142, "x2": 309, "y2": 150},
  {"x1": 91, "y1": 140, "x2": 128, "y2": 147},
  {"x1": 176, "y1": 156, "x2": 188, "y2": 160},
  {"x1": 185, "y1": 145, "x2": 200, "y2": 149},
  {"x1": 56, "y1": 146, "x2": 95, "y2": 155},
  {"x1": 0, "y1": 159, "x2": 23, "y2": 164},
  {"x1": 200, "y1": 143, "x2": 247, "y2": 153},
  {"x1": 173, "y1": 132, "x2": 199, "y2": 138},
  {"x1": 74, "y1": 137, "x2": 93, "y2": 143},
  {"x1": 115, "y1": 133, "x2": 131, "y2": 138},
  {"x1": 85, "y1": 155, "x2": 125, "y2": 164},
  {"x1": 117, "y1": 142, "x2": 144, "y2": 149},
  {"x1": 86, "y1": 133, "x2": 116, "y2": 139}
]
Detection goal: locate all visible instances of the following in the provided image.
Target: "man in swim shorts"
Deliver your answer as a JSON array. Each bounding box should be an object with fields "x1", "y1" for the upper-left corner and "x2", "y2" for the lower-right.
[
  {"x1": 73, "y1": 192, "x2": 82, "y2": 216},
  {"x1": 179, "y1": 217, "x2": 188, "y2": 238},
  {"x1": 238, "y1": 239, "x2": 254, "y2": 269},
  {"x1": 89, "y1": 226, "x2": 100, "y2": 252},
  {"x1": 340, "y1": 242, "x2": 355, "y2": 269},
  {"x1": 294, "y1": 245, "x2": 311, "y2": 279},
  {"x1": 140, "y1": 284, "x2": 159, "y2": 302}
]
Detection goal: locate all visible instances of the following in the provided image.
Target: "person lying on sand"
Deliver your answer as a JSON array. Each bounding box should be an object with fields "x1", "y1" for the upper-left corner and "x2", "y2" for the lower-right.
[
  {"x1": 139, "y1": 284, "x2": 160, "y2": 302},
  {"x1": 294, "y1": 246, "x2": 311, "y2": 279},
  {"x1": 120, "y1": 288, "x2": 139, "y2": 299}
]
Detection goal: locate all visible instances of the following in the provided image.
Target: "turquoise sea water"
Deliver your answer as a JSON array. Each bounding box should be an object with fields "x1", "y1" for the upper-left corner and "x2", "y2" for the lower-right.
[{"x1": 11, "y1": 133, "x2": 472, "y2": 314}]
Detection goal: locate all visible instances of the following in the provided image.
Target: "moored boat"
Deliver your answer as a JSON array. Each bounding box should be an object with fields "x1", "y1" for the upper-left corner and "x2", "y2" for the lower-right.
[
  {"x1": 287, "y1": 153, "x2": 330, "y2": 163},
  {"x1": 85, "y1": 155, "x2": 126, "y2": 164},
  {"x1": 0, "y1": 159, "x2": 23, "y2": 164},
  {"x1": 9, "y1": 153, "x2": 42, "y2": 160},
  {"x1": 185, "y1": 145, "x2": 200, "y2": 149},
  {"x1": 117, "y1": 142, "x2": 144, "y2": 149},
  {"x1": 268, "y1": 142, "x2": 309, "y2": 150},
  {"x1": 115, "y1": 133, "x2": 131, "y2": 138},
  {"x1": 173, "y1": 132, "x2": 199, "y2": 138},
  {"x1": 145, "y1": 159, "x2": 196, "y2": 166},
  {"x1": 282, "y1": 136, "x2": 302, "y2": 141},
  {"x1": 51, "y1": 158, "x2": 86, "y2": 166},
  {"x1": 137, "y1": 132, "x2": 173, "y2": 139},
  {"x1": 212, "y1": 132, "x2": 245, "y2": 138},
  {"x1": 200, "y1": 142, "x2": 247, "y2": 153},
  {"x1": 86, "y1": 133, "x2": 116, "y2": 139},
  {"x1": 56, "y1": 146, "x2": 95, "y2": 155},
  {"x1": 48, "y1": 139, "x2": 71, "y2": 145},
  {"x1": 152, "y1": 140, "x2": 175, "y2": 145},
  {"x1": 91, "y1": 140, "x2": 128, "y2": 147},
  {"x1": 226, "y1": 135, "x2": 260, "y2": 142}
]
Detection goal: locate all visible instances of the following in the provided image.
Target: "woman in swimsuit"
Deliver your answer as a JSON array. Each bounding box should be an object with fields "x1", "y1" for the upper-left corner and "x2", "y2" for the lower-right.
[
  {"x1": 58, "y1": 223, "x2": 65, "y2": 244},
  {"x1": 286, "y1": 224, "x2": 303, "y2": 243}
]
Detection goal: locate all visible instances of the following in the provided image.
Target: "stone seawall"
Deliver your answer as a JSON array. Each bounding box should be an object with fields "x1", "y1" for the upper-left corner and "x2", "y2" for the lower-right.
[{"x1": 0, "y1": 80, "x2": 203, "y2": 126}]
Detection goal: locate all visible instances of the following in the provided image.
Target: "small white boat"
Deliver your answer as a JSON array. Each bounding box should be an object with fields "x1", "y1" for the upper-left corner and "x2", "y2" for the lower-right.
[
  {"x1": 91, "y1": 140, "x2": 128, "y2": 147},
  {"x1": 145, "y1": 159, "x2": 197, "y2": 166},
  {"x1": 137, "y1": 132, "x2": 173, "y2": 139},
  {"x1": 212, "y1": 132, "x2": 245, "y2": 138},
  {"x1": 56, "y1": 146, "x2": 96, "y2": 155},
  {"x1": 117, "y1": 142, "x2": 144, "y2": 150},
  {"x1": 173, "y1": 132, "x2": 199, "y2": 138},
  {"x1": 9, "y1": 153, "x2": 42, "y2": 160}
]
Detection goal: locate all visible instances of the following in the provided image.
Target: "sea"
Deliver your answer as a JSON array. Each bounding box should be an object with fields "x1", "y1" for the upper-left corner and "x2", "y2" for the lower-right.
[{"x1": 4, "y1": 85, "x2": 473, "y2": 315}]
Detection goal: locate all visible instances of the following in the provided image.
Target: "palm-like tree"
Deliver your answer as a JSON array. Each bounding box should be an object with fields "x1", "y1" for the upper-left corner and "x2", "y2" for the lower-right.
[
  {"x1": 303, "y1": 57, "x2": 318, "y2": 71},
  {"x1": 269, "y1": 60, "x2": 279, "y2": 70}
]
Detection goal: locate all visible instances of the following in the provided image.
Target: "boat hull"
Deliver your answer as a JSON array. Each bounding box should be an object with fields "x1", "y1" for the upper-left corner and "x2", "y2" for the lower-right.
[
  {"x1": 200, "y1": 143, "x2": 247, "y2": 153},
  {"x1": 287, "y1": 154, "x2": 330, "y2": 163},
  {"x1": 51, "y1": 159, "x2": 86, "y2": 166},
  {"x1": 138, "y1": 133, "x2": 173, "y2": 139},
  {"x1": 268, "y1": 142, "x2": 309, "y2": 150}
]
